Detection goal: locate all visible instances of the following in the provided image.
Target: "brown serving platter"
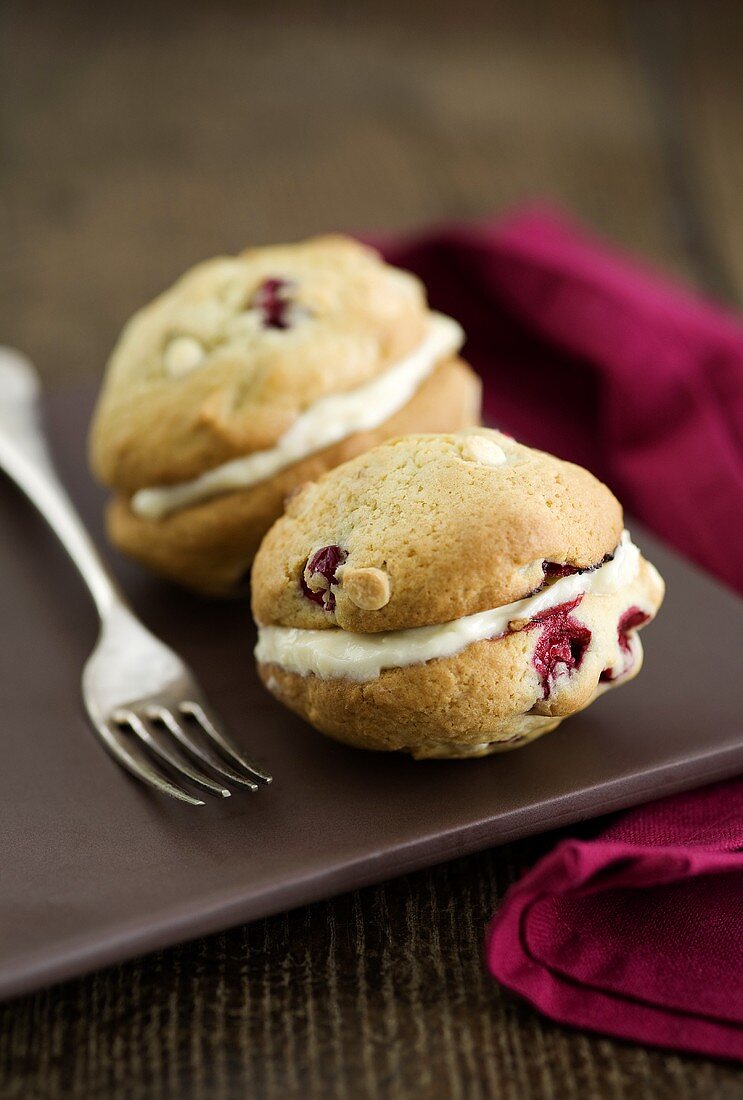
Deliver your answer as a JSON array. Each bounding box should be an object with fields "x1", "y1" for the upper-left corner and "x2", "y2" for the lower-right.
[{"x1": 0, "y1": 387, "x2": 740, "y2": 1001}]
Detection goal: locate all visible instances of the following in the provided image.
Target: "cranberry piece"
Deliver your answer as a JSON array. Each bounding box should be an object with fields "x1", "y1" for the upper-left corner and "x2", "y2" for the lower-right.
[
  {"x1": 617, "y1": 606, "x2": 650, "y2": 653},
  {"x1": 253, "y1": 277, "x2": 292, "y2": 329},
  {"x1": 542, "y1": 562, "x2": 581, "y2": 581},
  {"x1": 300, "y1": 544, "x2": 347, "y2": 611},
  {"x1": 600, "y1": 605, "x2": 650, "y2": 682},
  {"x1": 541, "y1": 552, "x2": 614, "y2": 585},
  {"x1": 529, "y1": 597, "x2": 592, "y2": 698}
]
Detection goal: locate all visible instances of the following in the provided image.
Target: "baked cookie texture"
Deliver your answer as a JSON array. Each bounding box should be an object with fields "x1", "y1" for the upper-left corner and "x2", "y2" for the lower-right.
[
  {"x1": 252, "y1": 429, "x2": 665, "y2": 759},
  {"x1": 89, "y1": 235, "x2": 481, "y2": 594}
]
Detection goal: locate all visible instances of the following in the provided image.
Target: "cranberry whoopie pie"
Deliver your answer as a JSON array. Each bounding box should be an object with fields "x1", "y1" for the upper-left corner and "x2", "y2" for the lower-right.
[
  {"x1": 252, "y1": 429, "x2": 665, "y2": 758},
  {"x1": 89, "y1": 236, "x2": 481, "y2": 594}
]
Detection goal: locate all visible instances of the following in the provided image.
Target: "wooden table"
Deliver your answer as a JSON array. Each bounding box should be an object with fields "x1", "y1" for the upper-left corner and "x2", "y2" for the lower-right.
[{"x1": 1, "y1": 2, "x2": 741, "y2": 1096}]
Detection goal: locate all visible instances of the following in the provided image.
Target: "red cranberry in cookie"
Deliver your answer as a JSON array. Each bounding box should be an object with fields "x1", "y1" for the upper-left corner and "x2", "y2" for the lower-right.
[
  {"x1": 301, "y1": 545, "x2": 347, "y2": 610},
  {"x1": 253, "y1": 278, "x2": 293, "y2": 330}
]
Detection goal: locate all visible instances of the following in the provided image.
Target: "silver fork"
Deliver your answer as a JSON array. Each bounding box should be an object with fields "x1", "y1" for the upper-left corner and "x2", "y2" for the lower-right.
[{"x1": 0, "y1": 348, "x2": 271, "y2": 805}]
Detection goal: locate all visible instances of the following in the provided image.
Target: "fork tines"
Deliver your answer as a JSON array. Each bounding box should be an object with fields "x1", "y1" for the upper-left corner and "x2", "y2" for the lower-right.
[{"x1": 104, "y1": 701, "x2": 272, "y2": 806}]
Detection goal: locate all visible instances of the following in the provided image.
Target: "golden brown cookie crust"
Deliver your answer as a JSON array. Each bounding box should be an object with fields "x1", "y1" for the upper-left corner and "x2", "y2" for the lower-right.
[
  {"x1": 251, "y1": 428, "x2": 624, "y2": 633},
  {"x1": 107, "y1": 357, "x2": 481, "y2": 595},
  {"x1": 91, "y1": 236, "x2": 434, "y2": 492}
]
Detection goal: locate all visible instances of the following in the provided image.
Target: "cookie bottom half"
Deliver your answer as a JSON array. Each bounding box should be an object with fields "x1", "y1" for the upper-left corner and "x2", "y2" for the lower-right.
[
  {"x1": 106, "y1": 357, "x2": 481, "y2": 595},
  {"x1": 256, "y1": 562, "x2": 662, "y2": 759}
]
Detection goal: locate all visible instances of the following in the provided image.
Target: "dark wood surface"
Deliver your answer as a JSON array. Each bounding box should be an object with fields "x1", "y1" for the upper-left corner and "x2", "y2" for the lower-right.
[{"x1": 1, "y1": 1, "x2": 742, "y2": 1096}]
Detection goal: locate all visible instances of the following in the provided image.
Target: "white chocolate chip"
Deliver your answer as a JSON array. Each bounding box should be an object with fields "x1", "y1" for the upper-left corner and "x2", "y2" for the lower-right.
[
  {"x1": 338, "y1": 566, "x2": 391, "y2": 610},
  {"x1": 460, "y1": 435, "x2": 507, "y2": 467},
  {"x1": 164, "y1": 335, "x2": 205, "y2": 377}
]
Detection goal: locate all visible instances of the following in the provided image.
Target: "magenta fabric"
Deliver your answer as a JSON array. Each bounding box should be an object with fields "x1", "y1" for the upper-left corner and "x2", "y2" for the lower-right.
[
  {"x1": 485, "y1": 781, "x2": 743, "y2": 1059},
  {"x1": 377, "y1": 209, "x2": 743, "y2": 1059}
]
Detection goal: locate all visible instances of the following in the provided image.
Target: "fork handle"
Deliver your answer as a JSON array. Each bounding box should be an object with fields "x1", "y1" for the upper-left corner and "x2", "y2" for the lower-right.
[{"x1": 0, "y1": 348, "x2": 124, "y2": 620}]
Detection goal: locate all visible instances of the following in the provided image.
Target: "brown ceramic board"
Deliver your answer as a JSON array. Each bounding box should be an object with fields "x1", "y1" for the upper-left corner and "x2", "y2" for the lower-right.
[{"x1": 0, "y1": 387, "x2": 741, "y2": 1002}]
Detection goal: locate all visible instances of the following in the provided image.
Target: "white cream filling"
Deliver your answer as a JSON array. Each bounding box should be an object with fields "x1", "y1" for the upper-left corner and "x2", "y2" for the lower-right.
[
  {"x1": 255, "y1": 531, "x2": 642, "y2": 682},
  {"x1": 131, "y1": 312, "x2": 464, "y2": 520}
]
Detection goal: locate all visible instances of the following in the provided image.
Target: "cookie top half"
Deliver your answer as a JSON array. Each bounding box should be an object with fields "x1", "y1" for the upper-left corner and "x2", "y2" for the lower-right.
[
  {"x1": 90, "y1": 236, "x2": 436, "y2": 492},
  {"x1": 251, "y1": 428, "x2": 624, "y2": 633}
]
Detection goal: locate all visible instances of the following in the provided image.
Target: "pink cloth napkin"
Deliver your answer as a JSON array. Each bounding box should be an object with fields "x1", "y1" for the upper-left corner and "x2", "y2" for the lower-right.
[
  {"x1": 378, "y1": 209, "x2": 743, "y2": 1060},
  {"x1": 486, "y1": 780, "x2": 743, "y2": 1059}
]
